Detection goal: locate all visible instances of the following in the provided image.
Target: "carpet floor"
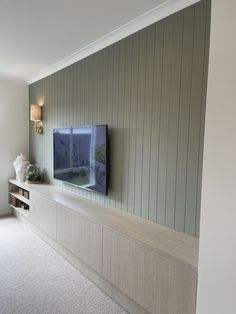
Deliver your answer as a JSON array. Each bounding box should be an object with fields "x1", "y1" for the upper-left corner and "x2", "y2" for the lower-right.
[{"x1": 0, "y1": 216, "x2": 127, "y2": 314}]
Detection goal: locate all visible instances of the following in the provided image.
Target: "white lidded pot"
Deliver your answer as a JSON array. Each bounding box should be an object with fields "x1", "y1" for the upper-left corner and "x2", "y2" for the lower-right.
[{"x1": 13, "y1": 153, "x2": 30, "y2": 180}]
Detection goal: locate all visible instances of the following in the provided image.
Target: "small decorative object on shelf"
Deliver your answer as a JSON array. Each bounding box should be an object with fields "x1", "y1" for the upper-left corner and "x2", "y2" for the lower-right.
[
  {"x1": 13, "y1": 153, "x2": 30, "y2": 181},
  {"x1": 19, "y1": 188, "x2": 24, "y2": 196},
  {"x1": 26, "y1": 164, "x2": 42, "y2": 183},
  {"x1": 21, "y1": 203, "x2": 29, "y2": 210},
  {"x1": 23, "y1": 190, "x2": 29, "y2": 199}
]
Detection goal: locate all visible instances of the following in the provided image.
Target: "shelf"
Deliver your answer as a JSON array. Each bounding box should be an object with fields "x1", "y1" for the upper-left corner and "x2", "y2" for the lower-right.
[
  {"x1": 9, "y1": 204, "x2": 29, "y2": 218},
  {"x1": 9, "y1": 192, "x2": 30, "y2": 205}
]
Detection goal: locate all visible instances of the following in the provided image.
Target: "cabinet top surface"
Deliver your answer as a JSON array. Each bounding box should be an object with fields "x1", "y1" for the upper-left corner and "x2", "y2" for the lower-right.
[{"x1": 9, "y1": 179, "x2": 199, "y2": 271}]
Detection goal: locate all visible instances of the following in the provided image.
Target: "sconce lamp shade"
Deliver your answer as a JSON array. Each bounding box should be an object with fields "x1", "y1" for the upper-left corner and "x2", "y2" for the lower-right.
[{"x1": 30, "y1": 104, "x2": 42, "y2": 121}]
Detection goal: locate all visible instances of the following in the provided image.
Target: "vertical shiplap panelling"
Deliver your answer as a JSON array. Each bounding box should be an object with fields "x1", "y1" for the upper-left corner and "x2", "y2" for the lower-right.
[
  {"x1": 174, "y1": 6, "x2": 195, "y2": 234},
  {"x1": 157, "y1": 15, "x2": 173, "y2": 225},
  {"x1": 116, "y1": 40, "x2": 126, "y2": 210},
  {"x1": 185, "y1": 0, "x2": 207, "y2": 235},
  {"x1": 127, "y1": 32, "x2": 139, "y2": 215},
  {"x1": 121, "y1": 37, "x2": 132, "y2": 212},
  {"x1": 141, "y1": 25, "x2": 155, "y2": 220},
  {"x1": 134, "y1": 29, "x2": 147, "y2": 218},
  {"x1": 149, "y1": 21, "x2": 164, "y2": 222},
  {"x1": 165, "y1": 11, "x2": 183, "y2": 229},
  {"x1": 106, "y1": 46, "x2": 114, "y2": 207},
  {"x1": 110, "y1": 43, "x2": 120, "y2": 209},
  {"x1": 29, "y1": 0, "x2": 210, "y2": 237}
]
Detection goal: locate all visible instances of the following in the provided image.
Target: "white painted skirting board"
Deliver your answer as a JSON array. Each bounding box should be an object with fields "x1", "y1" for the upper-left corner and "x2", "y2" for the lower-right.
[{"x1": 28, "y1": 0, "x2": 201, "y2": 84}]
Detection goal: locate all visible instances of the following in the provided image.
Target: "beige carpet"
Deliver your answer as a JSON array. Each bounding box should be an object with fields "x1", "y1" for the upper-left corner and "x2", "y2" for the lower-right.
[{"x1": 0, "y1": 216, "x2": 127, "y2": 314}]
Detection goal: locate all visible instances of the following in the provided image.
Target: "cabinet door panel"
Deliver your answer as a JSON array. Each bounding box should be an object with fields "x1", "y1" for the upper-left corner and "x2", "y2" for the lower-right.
[
  {"x1": 30, "y1": 191, "x2": 56, "y2": 239},
  {"x1": 102, "y1": 228, "x2": 197, "y2": 314},
  {"x1": 57, "y1": 205, "x2": 102, "y2": 274}
]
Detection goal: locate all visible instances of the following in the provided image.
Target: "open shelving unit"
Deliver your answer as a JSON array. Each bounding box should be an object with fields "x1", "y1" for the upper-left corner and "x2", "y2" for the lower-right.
[{"x1": 8, "y1": 181, "x2": 30, "y2": 218}]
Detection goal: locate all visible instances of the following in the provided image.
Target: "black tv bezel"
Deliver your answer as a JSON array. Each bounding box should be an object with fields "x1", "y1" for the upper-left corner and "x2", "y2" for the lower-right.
[{"x1": 53, "y1": 124, "x2": 109, "y2": 195}]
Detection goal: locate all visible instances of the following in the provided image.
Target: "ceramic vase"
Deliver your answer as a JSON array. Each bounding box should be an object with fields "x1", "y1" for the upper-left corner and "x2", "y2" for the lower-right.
[{"x1": 13, "y1": 153, "x2": 30, "y2": 180}]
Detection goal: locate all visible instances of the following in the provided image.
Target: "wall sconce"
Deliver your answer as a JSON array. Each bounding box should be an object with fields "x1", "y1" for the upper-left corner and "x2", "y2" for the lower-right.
[{"x1": 30, "y1": 104, "x2": 43, "y2": 134}]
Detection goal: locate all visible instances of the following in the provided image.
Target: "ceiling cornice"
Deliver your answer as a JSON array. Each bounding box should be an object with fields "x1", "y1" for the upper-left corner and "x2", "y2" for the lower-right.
[{"x1": 27, "y1": 0, "x2": 200, "y2": 85}]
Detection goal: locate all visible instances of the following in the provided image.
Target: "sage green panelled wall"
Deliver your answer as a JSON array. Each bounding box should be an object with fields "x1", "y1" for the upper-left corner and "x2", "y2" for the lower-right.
[{"x1": 29, "y1": 0, "x2": 210, "y2": 237}]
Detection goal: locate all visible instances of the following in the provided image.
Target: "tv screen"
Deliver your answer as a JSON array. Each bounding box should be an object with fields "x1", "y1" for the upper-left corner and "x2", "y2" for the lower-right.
[{"x1": 53, "y1": 125, "x2": 108, "y2": 194}]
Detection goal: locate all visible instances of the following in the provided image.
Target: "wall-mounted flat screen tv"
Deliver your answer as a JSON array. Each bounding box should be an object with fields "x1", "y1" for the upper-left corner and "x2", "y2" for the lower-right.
[{"x1": 53, "y1": 125, "x2": 108, "y2": 195}]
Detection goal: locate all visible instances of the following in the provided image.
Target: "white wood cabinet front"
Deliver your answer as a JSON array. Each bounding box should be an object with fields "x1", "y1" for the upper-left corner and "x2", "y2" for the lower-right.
[
  {"x1": 56, "y1": 204, "x2": 103, "y2": 274},
  {"x1": 102, "y1": 227, "x2": 197, "y2": 314},
  {"x1": 30, "y1": 191, "x2": 57, "y2": 239}
]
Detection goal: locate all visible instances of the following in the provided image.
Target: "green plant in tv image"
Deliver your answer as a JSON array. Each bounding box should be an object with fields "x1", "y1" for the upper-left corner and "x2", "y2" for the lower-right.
[{"x1": 94, "y1": 145, "x2": 106, "y2": 164}]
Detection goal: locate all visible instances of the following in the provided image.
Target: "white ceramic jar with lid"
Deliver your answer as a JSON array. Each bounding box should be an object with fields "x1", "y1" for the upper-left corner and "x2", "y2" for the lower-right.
[{"x1": 13, "y1": 153, "x2": 30, "y2": 180}]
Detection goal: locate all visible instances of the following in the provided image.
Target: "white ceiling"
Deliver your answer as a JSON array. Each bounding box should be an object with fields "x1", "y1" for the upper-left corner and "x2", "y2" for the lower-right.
[{"x1": 0, "y1": 0, "x2": 199, "y2": 84}]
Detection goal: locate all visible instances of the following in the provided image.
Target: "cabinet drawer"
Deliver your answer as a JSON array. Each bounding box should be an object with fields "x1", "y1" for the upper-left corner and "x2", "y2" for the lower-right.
[
  {"x1": 57, "y1": 204, "x2": 102, "y2": 274},
  {"x1": 102, "y1": 228, "x2": 197, "y2": 314}
]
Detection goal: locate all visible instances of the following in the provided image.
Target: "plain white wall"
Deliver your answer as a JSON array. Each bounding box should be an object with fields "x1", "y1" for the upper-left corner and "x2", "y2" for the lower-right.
[
  {"x1": 196, "y1": 0, "x2": 236, "y2": 313},
  {"x1": 0, "y1": 80, "x2": 29, "y2": 216}
]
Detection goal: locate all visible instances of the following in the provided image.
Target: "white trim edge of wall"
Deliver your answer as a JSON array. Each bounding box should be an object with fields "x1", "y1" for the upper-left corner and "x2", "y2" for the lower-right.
[{"x1": 27, "y1": 0, "x2": 200, "y2": 85}]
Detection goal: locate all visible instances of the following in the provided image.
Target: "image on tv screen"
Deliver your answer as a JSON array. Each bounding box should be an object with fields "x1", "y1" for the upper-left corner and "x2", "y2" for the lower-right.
[{"x1": 53, "y1": 125, "x2": 108, "y2": 194}]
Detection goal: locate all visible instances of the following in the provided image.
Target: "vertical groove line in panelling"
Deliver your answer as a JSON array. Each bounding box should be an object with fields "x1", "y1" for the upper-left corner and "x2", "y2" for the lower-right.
[
  {"x1": 118, "y1": 40, "x2": 126, "y2": 211},
  {"x1": 104, "y1": 51, "x2": 109, "y2": 217},
  {"x1": 80, "y1": 61, "x2": 85, "y2": 197},
  {"x1": 184, "y1": 8, "x2": 196, "y2": 234},
  {"x1": 116, "y1": 42, "x2": 122, "y2": 209},
  {"x1": 148, "y1": 24, "x2": 157, "y2": 221},
  {"x1": 120, "y1": 39, "x2": 127, "y2": 211},
  {"x1": 140, "y1": 32, "x2": 148, "y2": 218},
  {"x1": 99, "y1": 51, "x2": 104, "y2": 204},
  {"x1": 106, "y1": 47, "x2": 113, "y2": 206},
  {"x1": 73, "y1": 65, "x2": 77, "y2": 194},
  {"x1": 45, "y1": 77, "x2": 49, "y2": 182},
  {"x1": 112, "y1": 44, "x2": 120, "y2": 209},
  {"x1": 90, "y1": 56, "x2": 94, "y2": 126},
  {"x1": 109, "y1": 47, "x2": 115, "y2": 208},
  {"x1": 174, "y1": 11, "x2": 184, "y2": 229},
  {"x1": 102, "y1": 49, "x2": 109, "y2": 206},
  {"x1": 75, "y1": 63, "x2": 79, "y2": 129},
  {"x1": 90, "y1": 55, "x2": 96, "y2": 202},
  {"x1": 93, "y1": 53, "x2": 98, "y2": 127},
  {"x1": 133, "y1": 32, "x2": 140, "y2": 215},
  {"x1": 78, "y1": 62, "x2": 82, "y2": 127},
  {"x1": 85, "y1": 58, "x2": 89, "y2": 125},
  {"x1": 127, "y1": 33, "x2": 139, "y2": 215},
  {"x1": 85, "y1": 57, "x2": 90, "y2": 198},
  {"x1": 127, "y1": 37, "x2": 134, "y2": 212},
  {"x1": 141, "y1": 25, "x2": 155, "y2": 220},
  {"x1": 121, "y1": 38, "x2": 132, "y2": 212},
  {"x1": 80, "y1": 60, "x2": 85, "y2": 127},
  {"x1": 87, "y1": 57, "x2": 92, "y2": 126},
  {"x1": 164, "y1": 17, "x2": 174, "y2": 226},
  {"x1": 155, "y1": 21, "x2": 165, "y2": 223},
  {"x1": 134, "y1": 30, "x2": 147, "y2": 217}
]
